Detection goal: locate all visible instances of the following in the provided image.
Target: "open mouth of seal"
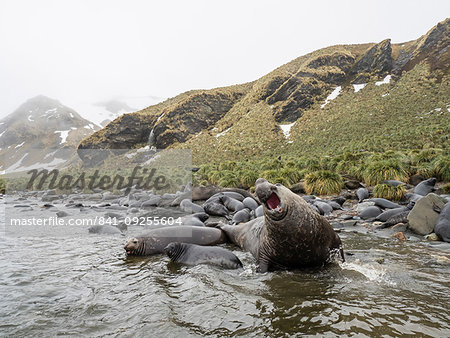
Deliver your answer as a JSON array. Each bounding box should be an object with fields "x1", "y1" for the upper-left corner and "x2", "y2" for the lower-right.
[{"x1": 266, "y1": 193, "x2": 282, "y2": 212}]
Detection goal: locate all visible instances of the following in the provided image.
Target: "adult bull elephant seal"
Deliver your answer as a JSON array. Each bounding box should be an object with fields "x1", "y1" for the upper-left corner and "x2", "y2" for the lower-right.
[
  {"x1": 164, "y1": 242, "x2": 243, "y2": 269},
  {"x1": 124, "y1": 226, "x2": 226, "y2": 256},
  {"x1": 215, "y1": 178, "x2": 344, "y2": 272}
]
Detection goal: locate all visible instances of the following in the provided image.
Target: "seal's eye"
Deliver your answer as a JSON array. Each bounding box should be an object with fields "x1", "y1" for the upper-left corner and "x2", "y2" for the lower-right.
[
  {"x1": 275, "y1": 183, "x2": 281, "y2": 187},
  {"x1": 132, "y1": 240, "x2": 138, "y2": 244}
]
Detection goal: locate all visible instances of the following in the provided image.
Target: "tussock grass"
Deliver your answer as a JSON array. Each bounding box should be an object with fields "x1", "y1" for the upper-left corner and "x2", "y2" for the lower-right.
[
  {"x1": 363, "y1": 159, "x2": 409, "y2": 186},
  {"x1": 304, "y1": 170, "x2": 343, "y2": 195},
  {"x1": 432, "y1": 155, "x2": 450, "y2": 181},
  {"x1": 373, "y1": 184, "x2": 407, "y2": 201}
]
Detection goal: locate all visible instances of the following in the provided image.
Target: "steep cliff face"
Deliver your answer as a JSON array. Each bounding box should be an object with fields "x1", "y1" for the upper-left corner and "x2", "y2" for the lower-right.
[{"x1": 78, "y1": 19, "x2": 449, "y2": 165}]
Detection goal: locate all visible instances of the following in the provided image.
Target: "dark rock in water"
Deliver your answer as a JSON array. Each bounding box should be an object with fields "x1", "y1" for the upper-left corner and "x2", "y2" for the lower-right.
[
  {"x1": 242, "y1": 197, "x2": 259, "y2": 210},
  {"x1": 88, "y1": 225, "x2": 123, "y2": 235},
  {"x1": 375, "y1": 207, "x2": 407, "y2": 222},
  {"x1": 369, "y1": 198, "x2": 401, "y2": 209},
  {"x1": 356, "y1": 188, "x2": 369, "y2": 203},
  {"x1": 413, "y1": 178, "x2": 437, "y2": 196},
  {"x1": 407, "y1": 193, "x2": 447, "y2": 235},
  {"x1": 359, "y1": 206, "x2": 382, "y2": 220},
  {"x1": 409, "y1": 174, "x2": 426, "y2": 186},
  {"x1": 56, "y1": 210, "x2": 70, "y2": 218},
  {"x1": 289, "y1": 182, "x2": 306, "y2": 194},
  {"x1": 344, "y1": 180, "x2": 363, "y2": 190},
  {"x1": 380, "y1": 180, "x2": 406, "y2": 187},
  {"x1": 232, "y1": 209, "x2": 251, "y2": 224},
  {"x1": 42, "y1": 204, "x2": 55, "y2": 208},
  {"x1": 435, "y1": 202, "x2": 450, "y2": 242}
]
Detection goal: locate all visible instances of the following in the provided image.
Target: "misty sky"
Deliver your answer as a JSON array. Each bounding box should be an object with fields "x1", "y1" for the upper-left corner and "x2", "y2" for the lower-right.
[{"x1": 0, "y1": 0, "x2": 448, "y2": 118}]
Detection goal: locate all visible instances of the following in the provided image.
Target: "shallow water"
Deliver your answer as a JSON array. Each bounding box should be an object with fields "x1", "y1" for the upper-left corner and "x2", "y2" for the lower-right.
[{"x1": 1, "y1": 205, "x2": 450, "y2": 336}]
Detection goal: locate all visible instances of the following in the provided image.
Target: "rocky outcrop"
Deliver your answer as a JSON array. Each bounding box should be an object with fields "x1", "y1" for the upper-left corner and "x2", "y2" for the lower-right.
[
  {"x1": 77, "y1": 86, "x2": 249, "y2": 165},
  {"x1": 350, "y1": 39, "x2": 393, "y2": 83},
  {"x1": 394, "y1": 18, "x2": 450, "y2": 74}
]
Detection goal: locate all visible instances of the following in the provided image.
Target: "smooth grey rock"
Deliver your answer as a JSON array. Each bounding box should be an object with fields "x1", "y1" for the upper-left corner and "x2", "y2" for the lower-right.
[{"x1": 407, "y1": 193, "x2": 447, "y2": 235}]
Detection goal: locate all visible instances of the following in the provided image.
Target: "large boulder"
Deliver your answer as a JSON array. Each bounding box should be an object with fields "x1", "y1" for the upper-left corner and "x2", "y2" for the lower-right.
[{"x1": 407, "y1": 193, "x2": 447, "y2": 235}]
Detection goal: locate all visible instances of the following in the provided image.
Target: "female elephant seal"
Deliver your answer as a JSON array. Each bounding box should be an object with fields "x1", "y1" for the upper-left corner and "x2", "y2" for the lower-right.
[
  {"x1": 216, "y1": 178, "x2": 344, "y2": 272},
  {"x1": 164, "y1": 242, "x2": 243, "y2": 269},
  {"x1": 124, "y1": 226, "x2": 226, "y2": 256}
]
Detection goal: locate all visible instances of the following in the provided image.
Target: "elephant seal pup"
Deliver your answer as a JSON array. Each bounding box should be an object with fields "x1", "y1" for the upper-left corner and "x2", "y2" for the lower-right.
[
  {"x1": 221, "y1": 195, "x2": 245, "y2": 212},
  {"x1": 164, "y1": 242, "x2": 243, "y2": 269},
  {"x1": 369, "y1": 198, "x2": 401, "y2": 209},
  {"x1": 359, "y1": 206, "x2": 382, "y2": 220},
  {"x1": 180, "y1": 199, "x2": 205, "y2": 213},
  {"x1": 414, "y1": 178, "x2": 437, "y2": 196},
  {"x1": 232, "y1": 208, "x2": 251, "y2": 224},
  {"x1": 124, "y1": 226, "x2": 226, "y2": 256},
  {"x1": 254, "y1": 205, "x2": 264, "y2": 217},
  {"x1": 215, "y1": 178, "x2": 344, "y2": 272},
  {"x1": 202, "y1": 198, "x2": 230, "y2": 217},
  {"x1": 243, "y1": 197, "x2": 259, "y2": 210},
  {"x1": 356, "y1": 188, "x2": 369, "y2": 203},
  {"x1": 435, "y1": 202, "x2": 450, "y2": 242}
]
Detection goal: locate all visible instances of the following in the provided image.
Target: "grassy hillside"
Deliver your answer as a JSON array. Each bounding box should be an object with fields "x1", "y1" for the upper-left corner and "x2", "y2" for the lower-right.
[{"x1": 78, "y1": 19, "x2": 450, "y2": 189}]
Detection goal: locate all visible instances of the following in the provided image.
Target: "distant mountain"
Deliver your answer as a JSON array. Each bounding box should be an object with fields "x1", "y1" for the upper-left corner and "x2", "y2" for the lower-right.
[
  {"x1": 78, "y1": 19, "x2": 449, "y2": 165},
  {"x1": 0, "y1": 95, "x2": 99, "y2": 173},
  {"x1": 69, "y1": 95, "x2": 165, "y2": 127}
]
